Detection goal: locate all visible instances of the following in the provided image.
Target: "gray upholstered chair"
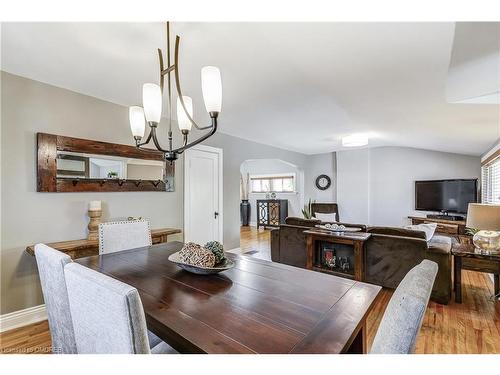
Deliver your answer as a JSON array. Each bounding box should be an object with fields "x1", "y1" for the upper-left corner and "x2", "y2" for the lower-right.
[
  {"x1": 99, "y1": 219, "x2": 152, "y2": 255},
  {"x1": 370, "y1": 259, "x2": 438, "y2": 354},
  {"x1": 34, "y1": 244, "x2": 77, "y2": 354},
  {"x1": 64, "y1": 262, "x2": 176, "y2": 354}
]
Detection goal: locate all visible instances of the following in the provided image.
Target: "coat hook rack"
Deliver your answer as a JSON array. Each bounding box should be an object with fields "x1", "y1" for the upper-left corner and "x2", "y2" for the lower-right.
[
  {"x1": 72, "y1": 178, "x2": 79, "y2": 186},
  {"x1": 99, "y1": 180, "x2": 106, "y2": 187},
  {"x1": 152, "y1": 180, "x2": 161, "y2": 187},
  {"x1": 118, "y1": 179, "x2": 125, "y2": 186},
  {"x1": 134, "y1": 180, "x2": 142, "y2": 187}
]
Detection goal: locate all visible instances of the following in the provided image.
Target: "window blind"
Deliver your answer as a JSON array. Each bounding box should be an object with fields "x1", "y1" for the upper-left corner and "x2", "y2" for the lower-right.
[{"x1": 481, "y1": 156, "x2": 500, "y2": 204}]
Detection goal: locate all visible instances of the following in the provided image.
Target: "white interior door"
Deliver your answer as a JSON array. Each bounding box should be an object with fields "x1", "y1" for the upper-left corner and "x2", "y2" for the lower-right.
[{"x1": 184, "y1": 145, "x2": 223, "y2": 245}]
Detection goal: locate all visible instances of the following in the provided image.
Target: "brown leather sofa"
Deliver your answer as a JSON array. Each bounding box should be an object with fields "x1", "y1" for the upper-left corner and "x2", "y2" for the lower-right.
[
  {"x1": 270, "y1": 219, "x2": 452, "y2": 305},
  {"x1": 365, "y1": 227, "x2": 452, "y2": 305},
  {"x1": 270, "y1": 217, "x2": 367, "y2": 268}
]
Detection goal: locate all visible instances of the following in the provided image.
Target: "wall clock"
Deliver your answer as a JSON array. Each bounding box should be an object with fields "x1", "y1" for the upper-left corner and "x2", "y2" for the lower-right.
[{"x1": 315, "y1": 174, "x2": 331, "y2": 190}]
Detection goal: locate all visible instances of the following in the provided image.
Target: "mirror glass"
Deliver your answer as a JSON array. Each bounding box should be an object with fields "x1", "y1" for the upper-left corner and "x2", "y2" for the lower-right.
[{"x1": 56, "y1": 151, "x2": 165, "y2": 180}]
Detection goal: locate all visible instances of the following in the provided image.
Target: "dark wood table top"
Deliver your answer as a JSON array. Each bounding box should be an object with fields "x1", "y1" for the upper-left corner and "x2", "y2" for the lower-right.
[
  {"x1": 452, "y1": 243, "x2": 500, "y2": 261},
  {"x1": 304, "y1": 230, "x2": 371, "y2": 242},
  {"x1": 75, "y1": 241, "x2": 381, "y2": 354}
]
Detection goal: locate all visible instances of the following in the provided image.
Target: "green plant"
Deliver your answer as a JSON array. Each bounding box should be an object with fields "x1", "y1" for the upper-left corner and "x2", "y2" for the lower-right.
[
  {"x1": 302, "y1": 198, "x2": 315, "y2": 219},
  {"x1": 205, "y1": 241, "x2": 225, "y2": 264},
  {"x1": 465, "y1": 227, "x2": 479, "y2": 236}
]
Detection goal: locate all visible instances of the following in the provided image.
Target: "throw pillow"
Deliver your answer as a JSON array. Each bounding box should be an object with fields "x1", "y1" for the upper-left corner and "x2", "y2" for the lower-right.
[
  {"x1": 314, "y1": 212, "x2": 337, "y2": 222},
  {"x1": 404, "y1": 223, "x2": 437, "y2": 241}
]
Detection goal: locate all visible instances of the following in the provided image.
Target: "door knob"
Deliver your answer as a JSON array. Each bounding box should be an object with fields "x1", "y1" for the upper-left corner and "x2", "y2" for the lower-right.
[{"x1": 214, "y1": 211, "x2": 219, "y2": 219}]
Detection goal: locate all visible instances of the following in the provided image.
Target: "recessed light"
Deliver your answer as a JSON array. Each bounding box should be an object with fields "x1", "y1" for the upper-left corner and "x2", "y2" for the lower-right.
[{"x1": 342, "y1": 135, "x2": 368, "y2": 147}]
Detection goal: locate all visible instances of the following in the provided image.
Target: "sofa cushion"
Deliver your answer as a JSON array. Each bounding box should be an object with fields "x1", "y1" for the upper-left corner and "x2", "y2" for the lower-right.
[
  {"x1": 284, "y1": 217, "x2": 320, "y2": 227},
  {"x1": 314, "y1": 212, "x2": 338, "y2": 222},
  {"x1": 368, "y1": 226, "x2": 427, "y2": 240},
  {"x1": 404, "y1": 223, "x2": 437, "y2": 241},
  {"x1": 427, "y1": 235, "x2": 452, "y2": 255}
]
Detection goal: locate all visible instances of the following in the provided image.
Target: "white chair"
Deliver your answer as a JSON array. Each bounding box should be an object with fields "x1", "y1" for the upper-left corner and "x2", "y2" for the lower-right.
[
  {"x1": 99, "y1": 219, "x2": 152, "y2": 255},
  {"x1": 370, "y1": 259, "x2": 438, "y2": 354},
  {"x1": 34, "y1": 244, "x2": 77, "y2": 354},
  {"x1": 64, "y1": 262, "x2": 176, "y2": 354}
]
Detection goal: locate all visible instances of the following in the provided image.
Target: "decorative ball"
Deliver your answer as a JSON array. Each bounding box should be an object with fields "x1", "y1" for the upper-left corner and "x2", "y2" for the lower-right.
[
  {"x1": 205, "y1": 241, "x2": 226, "y2": 264},
  {"x1": 179, "y1": 242, "x2": 216, "y2": 267}
]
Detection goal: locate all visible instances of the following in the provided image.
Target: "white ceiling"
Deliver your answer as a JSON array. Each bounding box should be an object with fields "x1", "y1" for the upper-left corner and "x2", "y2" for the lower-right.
[{"x1": 1, "y1": 22, "x2": 499, "y2": 156}]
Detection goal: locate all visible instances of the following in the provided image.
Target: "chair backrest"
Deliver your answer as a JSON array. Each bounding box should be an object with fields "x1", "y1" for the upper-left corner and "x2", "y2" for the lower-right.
[
  {"x1": 64, "y1": 262, "x2": 151, "y2": 354},
  {"x1": 99, "y1": 219, "x2": 152, "y2": 254},
  {"x1": 34, "y1": 244, "x2": 77, "y2": 354},
  {"x1": 370, "y1": 259, "x2": 438, "y2": 354},
  {"x1": 310, "y1": 203, "x2": 339, "y2": 222}
]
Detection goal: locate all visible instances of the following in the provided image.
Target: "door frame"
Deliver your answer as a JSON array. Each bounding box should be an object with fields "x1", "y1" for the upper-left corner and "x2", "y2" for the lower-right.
[{"x1": 183, "y1": 144, "x2": 224, "y2": 244}]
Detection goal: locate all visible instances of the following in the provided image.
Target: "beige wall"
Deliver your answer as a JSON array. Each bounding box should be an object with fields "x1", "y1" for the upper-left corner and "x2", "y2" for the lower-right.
[
  {"x1": 0, "y1": 72, "x2": 312, "y2": 315},
  {"x1": 0, "y1": 72, "x2": 185, "y2": 314}
]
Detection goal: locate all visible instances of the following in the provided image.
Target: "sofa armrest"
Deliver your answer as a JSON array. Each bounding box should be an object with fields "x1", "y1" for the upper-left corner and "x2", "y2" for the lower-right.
[{"x1": 270, "y1": 228, "x2": 280, "y2": 262}]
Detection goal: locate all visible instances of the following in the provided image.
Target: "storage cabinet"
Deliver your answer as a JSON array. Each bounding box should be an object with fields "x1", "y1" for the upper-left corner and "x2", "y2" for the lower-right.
[{"x1": 257, "y1": 199, "x2": 288, "y2": 228}]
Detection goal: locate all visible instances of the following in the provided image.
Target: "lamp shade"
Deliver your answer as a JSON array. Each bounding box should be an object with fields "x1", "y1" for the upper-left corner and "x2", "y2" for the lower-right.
[
  {"x1": 466, "y1": 203, "x2": 500, "y2": 230},
  {"x1": 177, "y1": 96, "x2": 193, "y2": 131},
  {"x1": 129, "y1": 106, "x2": 146, "y2": 138},
  {"x1": 142, "y1": 83, "x2": 162, "y2": 123},
  {"x1": 201, "y1": 66, "x2": 222, "y2": 113}
]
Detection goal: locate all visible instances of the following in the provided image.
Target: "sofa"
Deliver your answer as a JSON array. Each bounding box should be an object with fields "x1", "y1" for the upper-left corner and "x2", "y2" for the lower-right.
[
  {"x1": 270, "y1": 219, "x2": 453, "y2": 305},
  {"x1": 270, "y1": 217, "x2": 367, "y2": 268},
  {"x1": 365, "y1": 227, "x2": 452, "y2": 305}
]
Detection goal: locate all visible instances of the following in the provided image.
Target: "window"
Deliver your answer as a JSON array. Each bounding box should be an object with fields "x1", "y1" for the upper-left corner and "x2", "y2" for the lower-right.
[
  {"x1": 250, "y1": 174, "x2": 295, "y2": 193},
  {"x1": 481, "y1": 154, "x2": 500, "y2": 204}
]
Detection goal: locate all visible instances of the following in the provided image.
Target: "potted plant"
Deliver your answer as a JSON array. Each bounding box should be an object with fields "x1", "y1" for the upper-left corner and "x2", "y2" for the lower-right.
[
  {"x1": 302, "y1": 198, "x2": 314, "y2": 219},
  {"x1": 240, "y1": 173, "x2": 251, "y2": 226}
]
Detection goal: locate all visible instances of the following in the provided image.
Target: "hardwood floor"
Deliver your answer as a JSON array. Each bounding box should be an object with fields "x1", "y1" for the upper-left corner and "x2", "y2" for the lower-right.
[{"x1": 1, "y1": 226, "x2": 498, "y2": 354}]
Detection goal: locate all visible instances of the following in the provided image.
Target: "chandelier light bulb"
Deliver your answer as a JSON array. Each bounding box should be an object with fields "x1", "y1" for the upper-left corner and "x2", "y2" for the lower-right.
[
  {"x1": 177, "y1": 96, "x2": 193, "y2": 131},
  {"x1": 142, "y1": 83, "x2": 162, "y2": 123},
  {"x1": 201, "y1": 66, "x2": 222, "y2": 113},
  {"x1": 129, "y1": 106, "x2": 146, "y2": 138}
]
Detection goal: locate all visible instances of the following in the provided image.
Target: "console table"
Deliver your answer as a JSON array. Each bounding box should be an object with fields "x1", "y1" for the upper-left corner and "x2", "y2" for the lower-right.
[
  {"x1": 304, "y1": 230, "x2": 371, "y2": 281},
  {"x1": 451, "y1": 243, "x2": 500, "y2": 303},
  {"x1": 26, "y1": 227, "x2": 182, "y2": 259},
  {"x1": 257, "y1": 199, "x2": 288, "y2": 229}
]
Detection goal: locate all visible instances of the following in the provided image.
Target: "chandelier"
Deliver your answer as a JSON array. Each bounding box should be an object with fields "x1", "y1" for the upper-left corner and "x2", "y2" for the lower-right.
[{"x1": 129, "y1": 22, "x2": 222, "y2": 163}]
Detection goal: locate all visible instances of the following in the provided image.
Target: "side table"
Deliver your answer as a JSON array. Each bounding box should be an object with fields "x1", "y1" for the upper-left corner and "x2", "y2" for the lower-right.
[{"x1": 451, "y1": 243, "x2": 500, "y2": 303}]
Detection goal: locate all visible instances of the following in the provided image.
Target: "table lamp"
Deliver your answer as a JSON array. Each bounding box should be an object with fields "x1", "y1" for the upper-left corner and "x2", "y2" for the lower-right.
[{"x1": 466, "y1": 203, "x2": 500, "y2": 253}]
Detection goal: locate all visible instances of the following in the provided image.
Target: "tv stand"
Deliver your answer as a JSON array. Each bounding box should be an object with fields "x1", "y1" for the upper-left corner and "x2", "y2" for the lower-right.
[{"x1": 426, "y1": 214, "x2": 465, "y2": 221}]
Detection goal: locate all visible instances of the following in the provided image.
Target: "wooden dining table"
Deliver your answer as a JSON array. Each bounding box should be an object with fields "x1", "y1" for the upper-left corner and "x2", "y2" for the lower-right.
[{"x1": 75, "y1": 241, "x2": 382, "y2": 354}]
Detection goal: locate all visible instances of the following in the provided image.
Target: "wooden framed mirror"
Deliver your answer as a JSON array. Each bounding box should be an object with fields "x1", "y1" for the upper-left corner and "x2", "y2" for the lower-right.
[{"x1": 37, "y1": 133, "x2": 175, "y2": 192}]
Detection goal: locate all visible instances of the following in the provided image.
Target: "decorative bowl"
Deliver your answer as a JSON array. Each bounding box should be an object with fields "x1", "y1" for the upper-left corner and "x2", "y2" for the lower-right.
[
  {"x1": 168, "y1": 251, "x2": 234, "y2": 275},
  {"x1": 315, "y1": 224, "x2": 362, "y2": 233}
]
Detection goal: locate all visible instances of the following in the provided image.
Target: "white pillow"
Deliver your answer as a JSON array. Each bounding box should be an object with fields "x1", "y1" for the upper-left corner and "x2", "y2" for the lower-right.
[
  {"x1": 314, "y1": 212, "x2": 337, "y2": 223},
  {"x1": 404, "y1": 223, "x2": 437, "y2": 241}
]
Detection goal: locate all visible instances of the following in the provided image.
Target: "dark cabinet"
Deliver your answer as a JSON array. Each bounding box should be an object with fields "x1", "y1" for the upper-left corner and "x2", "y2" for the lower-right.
[{"x1": 257, "y1": 199, "x2": 288, "y2": 228}]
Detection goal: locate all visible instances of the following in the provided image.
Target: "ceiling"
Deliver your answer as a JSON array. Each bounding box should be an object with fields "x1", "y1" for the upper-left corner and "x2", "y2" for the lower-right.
[{"x1": 1, "y1": 22, "x2": 499, "y2": 156}]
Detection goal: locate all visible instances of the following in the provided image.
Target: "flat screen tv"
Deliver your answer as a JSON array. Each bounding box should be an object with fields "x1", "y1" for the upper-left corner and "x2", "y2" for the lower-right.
[{"x1": 415, "y1": 179, "x2": 478, "y2": 214}]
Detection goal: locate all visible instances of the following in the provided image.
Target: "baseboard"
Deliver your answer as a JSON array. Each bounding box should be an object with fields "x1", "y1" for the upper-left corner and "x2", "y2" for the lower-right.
[{"x1": 0, "y1": 304, "x2": 47, "y2": 333}]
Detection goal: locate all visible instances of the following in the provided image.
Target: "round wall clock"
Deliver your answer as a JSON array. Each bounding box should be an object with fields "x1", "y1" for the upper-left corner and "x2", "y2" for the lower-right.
[{"x1": 315, "y1": 174, "x2": 331, "y2": 190}]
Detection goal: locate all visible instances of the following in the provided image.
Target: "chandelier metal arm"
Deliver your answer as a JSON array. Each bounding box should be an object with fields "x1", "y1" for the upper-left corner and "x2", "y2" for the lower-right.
[
  {"x1": 170, "y1": 117, "x2": 218, "y2": 155},
  {"x1": 173, "y1": 36, "x2": 214, "y2": 131}
]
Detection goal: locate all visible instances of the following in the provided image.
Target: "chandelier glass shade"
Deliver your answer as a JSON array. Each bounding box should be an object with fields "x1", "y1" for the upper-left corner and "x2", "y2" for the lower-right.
[{"x1": 129, "y1": 22, "x2": 222, "y2": 162}]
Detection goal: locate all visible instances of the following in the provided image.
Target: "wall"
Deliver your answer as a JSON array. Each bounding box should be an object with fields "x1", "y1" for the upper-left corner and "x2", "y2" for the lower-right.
[
  {"x1": 337, "y1": 147, "x2": 481, "y2": 226},
  {"x1": 240, "y1": 159, "x2": 304, "y2": 225},
  {"x1": 304, "y1": 152, "x2": 337, "y2": 204},
  {"x1": 203, "y1": 133, "x2": 310, "y2": 249},
  {"x1": 0, "y1": 72, "x2": 310, "y2": 314}
]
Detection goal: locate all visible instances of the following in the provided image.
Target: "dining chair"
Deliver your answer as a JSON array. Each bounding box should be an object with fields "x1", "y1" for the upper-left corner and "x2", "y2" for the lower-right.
[
  {"x1": 98, "y1": 218, "x2": 163, "y2": 348},
  {"x1": 99, "y1": 219, "x2": 152, "y2": 255},
  {"x1": 64, "y1": 262, "x2": 177, "y2": 354},
  {"x1": 34, "y1": 244, "x2": 77, "y2": 354},
  {"x1": 370, "y1": 259, "x2": 438, "y2": 354}
]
